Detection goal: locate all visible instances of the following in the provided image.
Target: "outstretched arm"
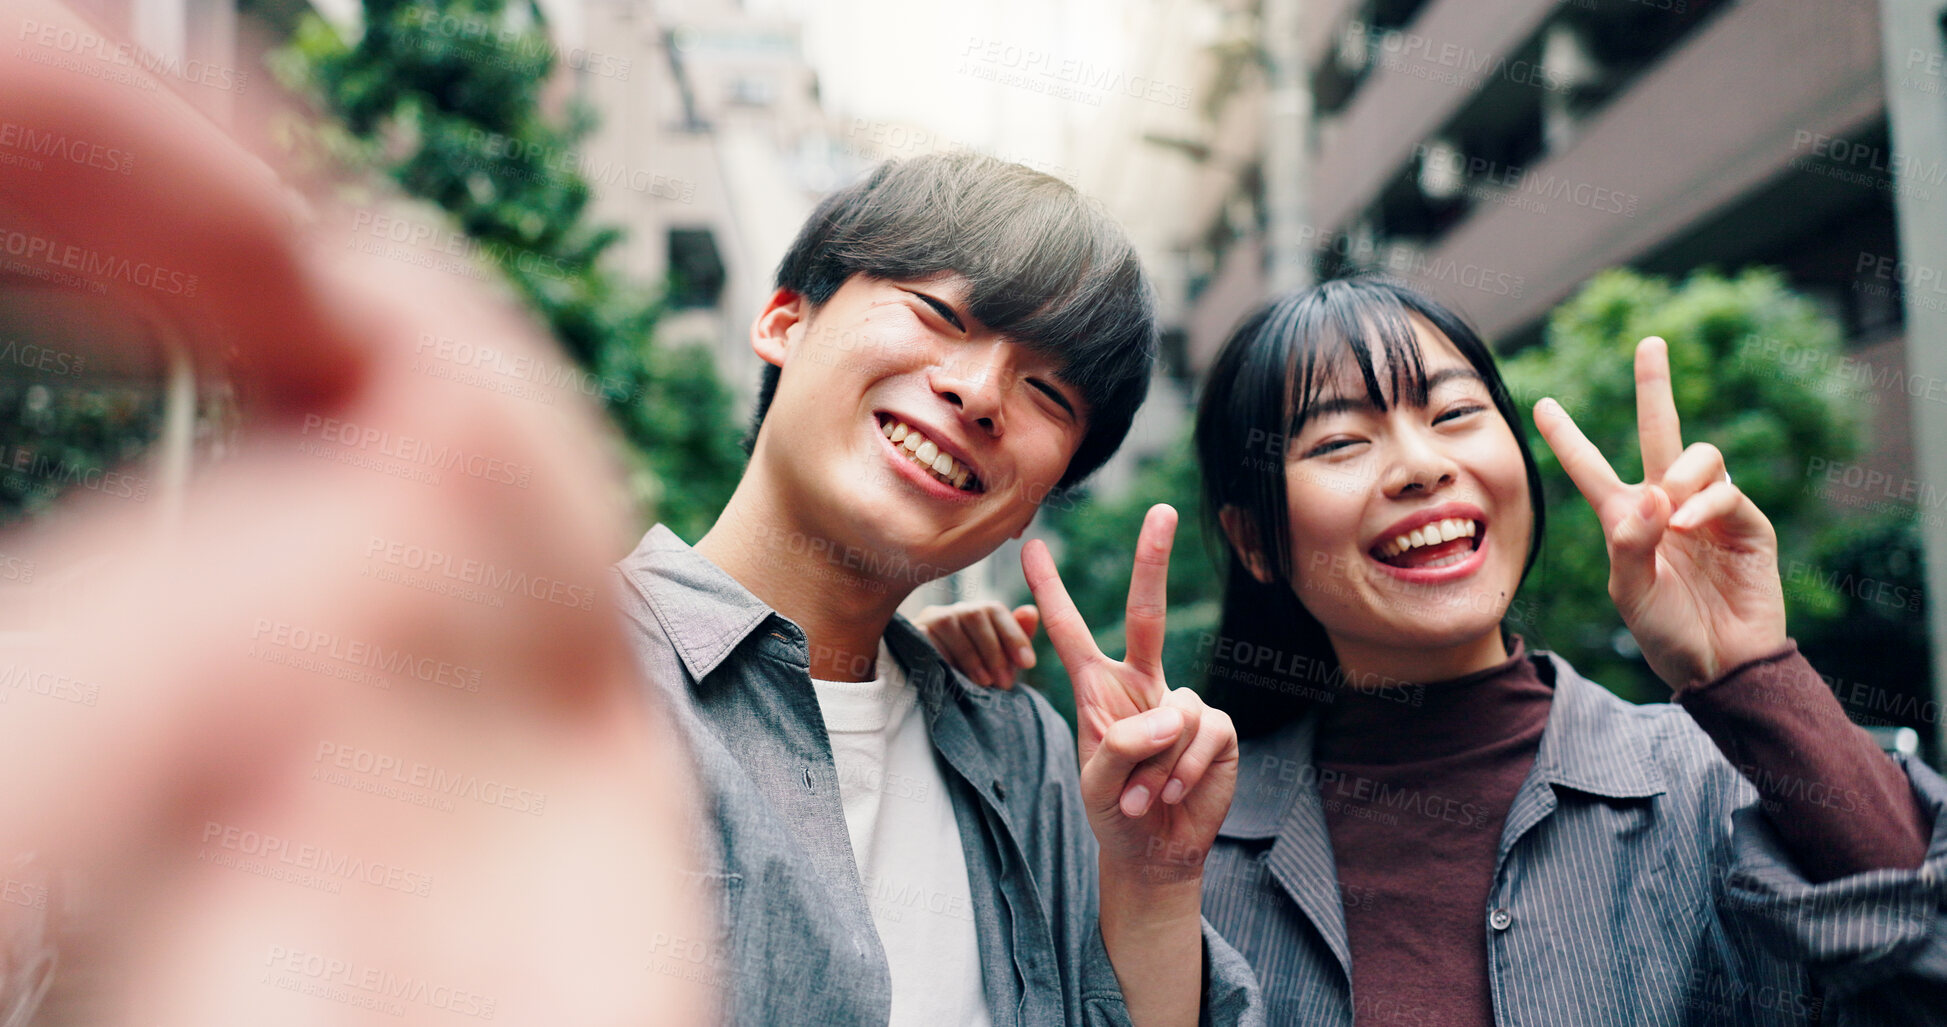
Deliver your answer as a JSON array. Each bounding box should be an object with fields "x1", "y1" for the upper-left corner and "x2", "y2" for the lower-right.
[
  {"x1": 1533, "y1": 337, "x2": 1929, "y2": 877},
  {"x1": 0, "y1": 9, "x2": 710, "y2": 1022},
  {"x1": 1022, "y1": 505, "x2": 1239, "y2": 1027}
]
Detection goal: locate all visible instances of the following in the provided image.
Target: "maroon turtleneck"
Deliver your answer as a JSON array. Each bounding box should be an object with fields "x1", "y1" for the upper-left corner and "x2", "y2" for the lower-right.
[{"x1": 1312, "y1": 639, "x2": 1930, "y2": 1027}]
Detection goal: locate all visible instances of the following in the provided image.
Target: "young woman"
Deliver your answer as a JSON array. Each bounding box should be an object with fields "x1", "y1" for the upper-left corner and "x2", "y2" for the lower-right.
[{"x1": 917, "y1": 278, "x2": 1946, "y2": 1025}]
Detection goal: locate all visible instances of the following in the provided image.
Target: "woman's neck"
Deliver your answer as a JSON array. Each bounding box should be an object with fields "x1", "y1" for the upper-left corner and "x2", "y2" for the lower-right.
[
  {"x1": 1314, "y1": 633, "x2": 1545, "y2": 764},
  {"x1": 1331, "y1": 629, "x2": 1510, "y2": 692}
]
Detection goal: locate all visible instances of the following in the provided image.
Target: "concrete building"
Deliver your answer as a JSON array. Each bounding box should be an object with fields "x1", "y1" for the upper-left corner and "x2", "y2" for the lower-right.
[{"x1": 575, "y1": 0, "x2": 855, "y2": 400}]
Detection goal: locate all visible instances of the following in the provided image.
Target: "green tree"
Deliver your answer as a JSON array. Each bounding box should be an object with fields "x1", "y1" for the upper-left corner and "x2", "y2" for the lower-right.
[
  {"x1": 272, "y1": 0, "x2": 743, "y2": 538},
  {"x1": 1501, "y1": 268, "x2": 1877, "y2": 701}
]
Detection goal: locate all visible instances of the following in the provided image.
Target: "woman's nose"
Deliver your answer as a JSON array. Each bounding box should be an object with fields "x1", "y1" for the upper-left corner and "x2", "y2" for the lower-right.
[{"x1": 1384, "y1": 428, "x2": 1459, "y2": 496}]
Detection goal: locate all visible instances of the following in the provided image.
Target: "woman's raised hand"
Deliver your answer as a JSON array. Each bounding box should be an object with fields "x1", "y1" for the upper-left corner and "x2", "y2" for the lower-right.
[
  {"x1": 1020, "y1": 505, "x2": 1238, "y2": 876},
  {"x1": 1533, "y1": 337, "x2": 1788, "y2": 691}
]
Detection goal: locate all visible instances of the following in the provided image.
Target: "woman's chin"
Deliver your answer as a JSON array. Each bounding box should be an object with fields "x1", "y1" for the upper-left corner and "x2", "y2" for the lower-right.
[{"x1": 1345, "y1": 614, "x2": 1509, "y2": 665}]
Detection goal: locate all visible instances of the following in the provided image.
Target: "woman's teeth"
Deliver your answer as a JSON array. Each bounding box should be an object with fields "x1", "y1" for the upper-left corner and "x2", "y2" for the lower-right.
[
  {"x1": 1375, "y1": 518, "x2": 1479, "y2": 559},
  {"x1": 882, "y1": 417, "x2": 977, "y2": 491}
]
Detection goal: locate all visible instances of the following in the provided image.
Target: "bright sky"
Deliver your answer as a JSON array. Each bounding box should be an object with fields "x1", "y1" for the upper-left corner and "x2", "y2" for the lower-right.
[{"x1": 762, "y1": 0, "x2": 1150, "y2": 174}]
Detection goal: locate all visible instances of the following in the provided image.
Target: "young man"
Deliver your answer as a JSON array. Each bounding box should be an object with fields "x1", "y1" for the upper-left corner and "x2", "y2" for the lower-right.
[{"x1": 612, "y1": 153, "x2": 1262, "y2": 1025}]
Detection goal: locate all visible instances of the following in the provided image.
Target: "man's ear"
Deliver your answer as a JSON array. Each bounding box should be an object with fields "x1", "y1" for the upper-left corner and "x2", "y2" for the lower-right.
[
  {"x1": 750, "y1": 287, "x2": 807, "y2": 368},
  {"x1": 1218, "y1": 505, "x2": 1274, "y2": 584}
]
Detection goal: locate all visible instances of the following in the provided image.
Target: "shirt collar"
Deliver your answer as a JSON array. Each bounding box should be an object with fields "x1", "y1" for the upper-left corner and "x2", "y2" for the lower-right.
[
  {"x1": 1223, "y1": 649, "x2": 1665, "y2": 840},
  {"x1": 1223, "y1": 715, "x2": 1319, "y2": 839},
  {"x1": 616, "y1": 525, "x2": 985, "y2": 724},
  {"x1": 615, "y1": 524, "x2": 778, "y2": 682},
  {"x1": 1527, "y1": 651, "x2": 1667, "y2": 800}
]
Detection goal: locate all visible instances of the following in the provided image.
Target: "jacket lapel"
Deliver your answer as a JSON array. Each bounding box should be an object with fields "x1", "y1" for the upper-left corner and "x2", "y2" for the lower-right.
[{"x1": 1224, "y1": 715, "x2": 1353, "y2": 982}]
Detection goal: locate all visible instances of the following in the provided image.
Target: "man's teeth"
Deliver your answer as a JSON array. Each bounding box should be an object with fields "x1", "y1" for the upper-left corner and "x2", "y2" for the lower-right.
[
  {"x1": 1376, "y1": 518, "x2": 1479, "y2": 558},
  {"x1": 882, "y1": 418, "x2": 975, "y2": 490}
]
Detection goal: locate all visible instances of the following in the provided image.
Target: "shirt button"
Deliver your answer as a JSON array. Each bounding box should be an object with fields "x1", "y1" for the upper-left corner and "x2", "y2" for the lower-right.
[
  {"x1": 1489, "y1": 908, "x2": 1512, "y2": 931},
  {"x1": 992, "y1": 779, "x2": 1007, "y2": 802}
]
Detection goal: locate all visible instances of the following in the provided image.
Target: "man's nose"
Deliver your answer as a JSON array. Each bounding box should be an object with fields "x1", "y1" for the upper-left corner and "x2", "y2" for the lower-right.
[{"x1": 932, "y1": 349, "x2": 1010, "y2": 434}]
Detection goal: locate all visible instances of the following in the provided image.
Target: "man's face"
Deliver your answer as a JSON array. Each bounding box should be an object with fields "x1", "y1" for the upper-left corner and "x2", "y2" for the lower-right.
[{"x1": 749, "y1": 271, "x2": 1089, "y2": 585}]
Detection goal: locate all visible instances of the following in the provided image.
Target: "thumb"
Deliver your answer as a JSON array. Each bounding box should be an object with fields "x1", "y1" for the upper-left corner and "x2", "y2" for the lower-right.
[
  {"x1": 1081, "y1": 707, "x2": 1185, "y2": 819},
  {"x1": 1607, "y1": 484, "x2": 1667, "y2": 605}
]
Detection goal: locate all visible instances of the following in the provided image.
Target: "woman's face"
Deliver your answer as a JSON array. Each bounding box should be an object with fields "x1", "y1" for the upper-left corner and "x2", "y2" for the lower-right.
[{"x1": 1271, "y1": 317, "x2": 1532, "y2": 666}]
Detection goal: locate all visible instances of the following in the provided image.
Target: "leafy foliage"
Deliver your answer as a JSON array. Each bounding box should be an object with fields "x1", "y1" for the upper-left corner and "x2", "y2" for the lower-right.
[
  {"x1": 1502, "y1": 268, "x2": 1882, "y2": 700},
  {"x1": 273, "y1": 0, "x2": 743, "y2": 538}
]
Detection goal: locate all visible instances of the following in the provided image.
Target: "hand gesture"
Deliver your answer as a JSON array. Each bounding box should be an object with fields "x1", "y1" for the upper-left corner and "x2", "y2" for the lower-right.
[
  {"x1": 0, "y1": 13, "x2": 709, "y2": 1024},
  {"x1": 1020, "y1": 505, "x2": 1237, "y2": 877},
  {"x1": 1533, "y1": 337, "x2": 1788, "y2": 691},
  {"x1": 914, "y1": 601, "x2": 1040, "y2": 689}
]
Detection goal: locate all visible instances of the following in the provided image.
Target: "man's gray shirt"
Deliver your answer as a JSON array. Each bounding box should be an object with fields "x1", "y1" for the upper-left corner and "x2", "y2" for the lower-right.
[{"x1": 614, "y1": 525, "x2": 1264, "y2": 1026}]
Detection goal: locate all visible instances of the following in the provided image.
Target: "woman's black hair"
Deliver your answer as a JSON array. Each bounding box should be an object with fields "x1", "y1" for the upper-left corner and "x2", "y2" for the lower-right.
[{"x1": 1193, "y1": 277, "x2": 1547, "y2": 737}]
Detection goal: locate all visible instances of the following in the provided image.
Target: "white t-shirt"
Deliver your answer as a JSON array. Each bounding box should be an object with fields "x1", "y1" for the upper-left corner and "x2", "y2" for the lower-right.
[{"x1": 810, "y1": 641, "x2": 993, "y2": 1027}]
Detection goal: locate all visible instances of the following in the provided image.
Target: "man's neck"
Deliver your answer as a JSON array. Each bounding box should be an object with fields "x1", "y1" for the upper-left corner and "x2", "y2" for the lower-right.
[{"x1": 694, "y1": 478, "x2": 911, "y2": 682}]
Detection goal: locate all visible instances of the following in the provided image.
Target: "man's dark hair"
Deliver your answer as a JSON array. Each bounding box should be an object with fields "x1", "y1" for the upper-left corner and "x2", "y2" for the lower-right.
[{"x1": 742, "y1": 152, "x2": 1156, "y2": 489}]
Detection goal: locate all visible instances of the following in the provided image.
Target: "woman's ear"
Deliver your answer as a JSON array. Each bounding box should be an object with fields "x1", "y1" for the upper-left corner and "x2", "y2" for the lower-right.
[
  {"x1": 750, "y1": 287, "x2": 807, "y2": 368},
  {"x1": 1218, "y1": 506, "x2": 1275, "y2": 584}
]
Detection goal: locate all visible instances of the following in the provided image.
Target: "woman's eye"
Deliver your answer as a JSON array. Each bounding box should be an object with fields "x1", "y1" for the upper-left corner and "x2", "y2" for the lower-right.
[
  {"x1": 1304, "y1": 438, "x2": 1364, "y2": 458},
  {"x1": 1434, "y1": 403, "x2": 1486, "y2": 425}
]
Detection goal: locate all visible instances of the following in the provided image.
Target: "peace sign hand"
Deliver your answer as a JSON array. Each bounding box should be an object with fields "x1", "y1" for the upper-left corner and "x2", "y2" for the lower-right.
[
  {"x1": 1533, "y1": 337, "x2": 1788, "y2": 692},
  {"x1": 1020, "y1": 504, "x2": 1238, "y2": 877}
]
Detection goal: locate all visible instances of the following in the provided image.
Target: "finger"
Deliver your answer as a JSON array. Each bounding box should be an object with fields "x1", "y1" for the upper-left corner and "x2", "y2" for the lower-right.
[
  {"x1": 1078, "y1": 707, "x2": 1185, "y2": 820},
  {"x1": 1607, "y1": 485, "x2": 1669, "y2": 610},
  {"x1": 1533, "y1": 398, "x2": 1628, "y2": 516},
  {"x1": 1021, "y1": 539, "x2": 1103, "y2": 675},
  {"x1": 1159, "y1": 699, "x2": 1237, "y2": 806},
  {"x1": 912, "y1": 604, "x2": 955, "y2": 633},
  {"x1": 1122, "y1": 504, "x2": 1178, "y2": 682},
  {"x1": 927, "y1": 616, "x2": 992, "y2": 686},
  {"x1": 1669, "y1": 479, "x2": 1756, "y2": 533},
  {"x1": 1635, "y1": 337, "x2": 1683, "y2": 483},
  {"x1": 1118, "y1": 689, "x2": 1204, "y2": 816},
  {"x1": 998, "y1": 604, "x2": 1039, "y2": 670},
  {"x1": 961, "y1": 604, "x2": 1016, "y2": 689},
  {"x1": 1660, "y1": 442, "x2": 1726, "y2": 509},
  {"x1": 0, "y1": 32, "x2": 366, "y2": 417}
]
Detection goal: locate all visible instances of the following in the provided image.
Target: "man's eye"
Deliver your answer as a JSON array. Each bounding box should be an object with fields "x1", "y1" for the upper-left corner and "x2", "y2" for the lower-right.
[
  {"x1": 1029, "y1": 379, "x2": 1076, "y2": 419},
  {"x1": 1434, "y1": 404, "x2": 1487, "y2": 425}
]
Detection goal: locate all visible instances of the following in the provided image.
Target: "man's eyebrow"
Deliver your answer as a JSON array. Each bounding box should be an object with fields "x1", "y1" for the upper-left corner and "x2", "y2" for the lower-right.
[{"x1": 899, "y1": 287, "x2": 965, "y2": 332}]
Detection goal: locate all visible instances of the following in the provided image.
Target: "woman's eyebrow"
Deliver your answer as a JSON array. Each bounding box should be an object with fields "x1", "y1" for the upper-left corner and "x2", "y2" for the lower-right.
[
  {"x1": 1309, "y1": 395, "x2": 1376, "y2": 418},
  {"x1": 1426, "y1": 367, "x2": 1486, "y2": 391},
  {"x1": 1307, "y1": 367, "x2": 1483, "y2": 419}
]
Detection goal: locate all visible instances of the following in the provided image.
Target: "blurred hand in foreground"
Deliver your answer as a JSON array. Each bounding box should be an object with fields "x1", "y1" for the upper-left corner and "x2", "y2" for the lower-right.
[{"x1": 0, "y1": 2, "x2": 712, "y2": 1023}]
